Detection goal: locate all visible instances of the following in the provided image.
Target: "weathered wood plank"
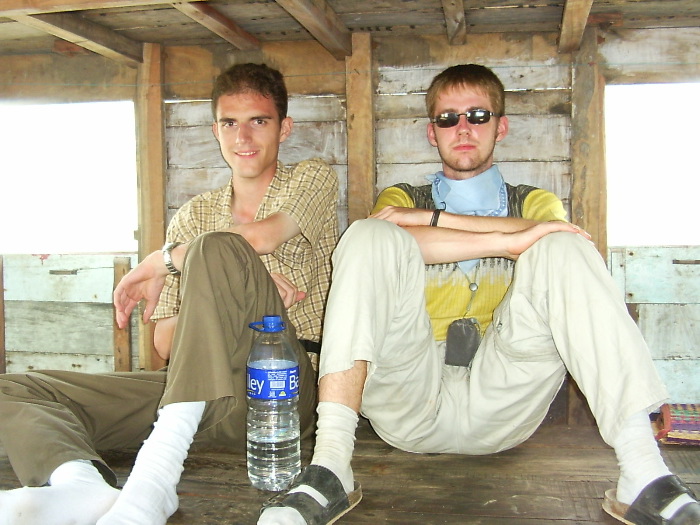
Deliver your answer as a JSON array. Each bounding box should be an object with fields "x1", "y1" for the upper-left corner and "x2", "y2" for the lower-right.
[
  {"x1": 0, "y1": 52, "x2": 136, "y2": 102},
  {"x1": 608, "y1": 246, "x2": 700, "y2": 304},
  {"x1": 113, "y1": 257, "x2": 132, "y2": 372},
  {"x1": 10, "y1": 11, "x2": 143, "y2": 66},
  {"x1": 571, "y1": 28, "x2": 607, "y2": 255},
  {"x1": 171, "y1": 2, "x2": 260, "y2": 51},
  {"x1": 4, "y1": 299, "x2": 140, "y2": 372},
  {"x1": 599, "y1": 27, "x2": 700, "y2": 84},
  {"x1": 275, "y1": 0, "x2": 352, "y2": 60},
  {"x1": 135, "y1": 43, "x2": 167, "y2": 371},
  {"x1": 653, "y1": 358, "x2": 700, "y2": 402},
  {"x1": 346, "y1": 32, "x2": 375, "y2": 223},
  {"x1": 378, "y1": 62, "x2": 571, "y2": 95},
  {"x1": 558, "y1": 0, "x2": 595, "y2": 53},
  {"x1": 376, "y1": 89, "x2": 571, "y2": 120},
  {"x1": 6, "y1": 351, "x2": 118, "y2": 374},
  {"x1": 163, "y1": 40, "x2": 347, "y2": 101},
  {"x1": 3, "y1": 254, "x2": 137, "y2": 304},
  {"x1": 166, "y1": 95, "x2": 346, "y2": 127},
  {"x1": 375, "y1": 34, "x2": 571, "y2": 95},
  {"x1": 636, "y1": 304, "x2": 700, "y2": 360},
  {"x1": 440, "y1": 0, "x2": 467, "y2": 45},
  {"x1": 0, "y1": 255, "x2": 5, "y2": 374},
  {"x1": 6, "y1": 300, "x2": 115, "y2": 355}
]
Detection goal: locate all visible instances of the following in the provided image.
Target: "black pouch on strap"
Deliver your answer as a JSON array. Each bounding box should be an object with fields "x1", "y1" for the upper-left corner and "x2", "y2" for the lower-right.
[{"x1": 445, "y1": 317, "x2": 481, "y2": 368}]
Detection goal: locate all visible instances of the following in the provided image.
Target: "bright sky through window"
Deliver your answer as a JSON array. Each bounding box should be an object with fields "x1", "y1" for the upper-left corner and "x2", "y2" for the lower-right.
[
  {"x1": 605, "y1": 83, "x2": 700, "y2": 246},
  {"x1": 0, "y1": 101, "x2": 138, "y2": 254}
]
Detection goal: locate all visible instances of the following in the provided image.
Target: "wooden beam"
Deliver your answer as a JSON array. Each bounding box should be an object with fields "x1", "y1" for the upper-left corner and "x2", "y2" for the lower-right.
[
  {"x1": 0, "y1": 0, "x2": 198, "y2": 17},
  {"x1": 11, "y1": 12, "x2": 143, "y2": 66},
  {"x1": 558, "y1": 0, "x2": 594, "y2": 53},
  {"x1": 346, "y1": 32, "x2": 375, "y2": 223},
  {"x1": 571, "y1": 27, "x2": 607, "y2": 256},
  {"x1": 113, "y1": 257, "x2": 132, "y2": 372},
  {"x1": 172, "y1": 2, "x2": 260, "y2": 51},
  {"x1": 135, "y1": 42, "x2": 167, "y2": 371},
  {"x1": 0, "y1": 256, "x2": 5, "y2": 374},
  {"x1": 274, "y1": 0, "x2": 351, "y2": 60},
  {"x1": 568, "y1": 28, "x2": 606, "y2": 425},
  {"x1": 440, "y1": 0, "x2": 467, "y2": 46}
]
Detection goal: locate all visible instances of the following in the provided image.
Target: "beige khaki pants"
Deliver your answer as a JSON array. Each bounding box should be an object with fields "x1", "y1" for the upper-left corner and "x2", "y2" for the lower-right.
[
  {"x1": 319, "y1": 219, "x2": 668, "y2": 455},
  {"x1": 0, "y1": 232, "x2": 316, "y2": 486}
]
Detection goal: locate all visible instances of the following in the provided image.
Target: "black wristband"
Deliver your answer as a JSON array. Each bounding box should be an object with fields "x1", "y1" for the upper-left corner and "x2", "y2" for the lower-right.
[{"x1": 430, "y1": 209, "x2": 442, "y2": 227}]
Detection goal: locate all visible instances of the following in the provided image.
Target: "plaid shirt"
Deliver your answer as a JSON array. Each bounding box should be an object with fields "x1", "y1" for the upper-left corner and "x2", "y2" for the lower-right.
[{"x1": 153, "y1": 158, "x2": 339, "y2": 342}]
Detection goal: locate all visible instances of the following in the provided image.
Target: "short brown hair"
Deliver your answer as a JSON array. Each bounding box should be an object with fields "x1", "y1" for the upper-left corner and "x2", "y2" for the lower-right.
[
  {"x1": 425, "y1": 64, "x2": 505, "y2": 118},
  {"x1": 211, "y1": 63, "x2": 288, "y2": 120}
]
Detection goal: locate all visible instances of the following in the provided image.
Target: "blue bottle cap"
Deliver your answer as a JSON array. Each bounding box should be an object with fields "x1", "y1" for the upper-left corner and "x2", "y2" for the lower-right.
[{"x1": 249, "y1": 314, "x2": 286, "y2": 333}]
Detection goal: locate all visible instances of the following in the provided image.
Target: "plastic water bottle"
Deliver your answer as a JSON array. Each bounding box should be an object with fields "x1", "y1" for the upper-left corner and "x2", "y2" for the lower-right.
[{"x1": 246, "y1": 315, "x2": 301, "y2": 491}]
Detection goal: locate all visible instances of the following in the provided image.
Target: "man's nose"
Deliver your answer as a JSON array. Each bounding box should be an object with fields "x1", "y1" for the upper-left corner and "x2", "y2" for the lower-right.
[
  {"x1": 456, "y1": 115, "x2": 472, "y2": 134},
  {"x1": 235, "y1": 123, "x2": 253, "y2": 143}
]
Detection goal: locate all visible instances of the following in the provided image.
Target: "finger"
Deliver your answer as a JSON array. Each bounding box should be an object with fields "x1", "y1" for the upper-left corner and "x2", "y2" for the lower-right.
[{"x1": 142, "y1": 301, "x2": 157, "y2": 324}]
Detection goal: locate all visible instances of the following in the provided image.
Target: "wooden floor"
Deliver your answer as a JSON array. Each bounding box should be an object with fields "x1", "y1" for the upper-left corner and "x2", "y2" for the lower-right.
[{"x1": 1, "y1": 418, "x2": 698, "y2": 524}]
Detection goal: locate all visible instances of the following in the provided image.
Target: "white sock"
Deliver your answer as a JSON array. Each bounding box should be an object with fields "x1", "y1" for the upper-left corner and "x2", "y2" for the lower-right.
[
  {"x1": 0, "y1": 459, "x2": 119, "y2": 525},
  {"x1": 97, "y1": 400, "x2": 205, "y2": 525},
  {"x1": 310, "y1": 401, "x2": 358, "y2": 493},
  {"x1": 612, "y1": 410, "x2": 696, "y2": 519},
  {"x1": 258, "y1": 402, "x2": 358, "y2": 525},
  {"x1": 614, "y1": 410, "x2": 671, "y2": 504}
]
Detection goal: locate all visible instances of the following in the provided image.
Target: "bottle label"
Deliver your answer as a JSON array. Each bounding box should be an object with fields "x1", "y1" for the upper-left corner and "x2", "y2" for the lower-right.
[{"x1": 247, "y1": 366, "x2": 300, "y2": 400}]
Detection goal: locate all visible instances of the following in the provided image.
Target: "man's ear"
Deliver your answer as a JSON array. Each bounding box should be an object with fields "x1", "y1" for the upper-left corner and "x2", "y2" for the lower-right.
[
  {"x1": 212, "y1": 121, "x2": 220, "y2": 142},
  {"x1": 279, "y1": 117, "x2": 293, "y2": 143},
  {"x1": 495, "y1": 115, "x2": 509, "y2": 143},
  {"x1": 427, "y1": 121, "x2": 438, "y2": 147}
]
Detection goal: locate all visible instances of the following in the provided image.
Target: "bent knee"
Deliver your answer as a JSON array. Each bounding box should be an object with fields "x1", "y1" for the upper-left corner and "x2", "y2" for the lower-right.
[
  {"x1": 532, "y1": 230, "x2": 596, "y2": 257},
  {"x1": 340, "y1": 218, "x2": 413, "y2": 247},
  {"x1": 189, "y1": 231, "x2": 254, "y2": 256}
]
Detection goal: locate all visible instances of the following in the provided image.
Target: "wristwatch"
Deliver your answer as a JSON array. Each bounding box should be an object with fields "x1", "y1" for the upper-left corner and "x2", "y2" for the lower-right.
[{"x1": 162, "y1": 241, "x2": 182, "y2": 276}]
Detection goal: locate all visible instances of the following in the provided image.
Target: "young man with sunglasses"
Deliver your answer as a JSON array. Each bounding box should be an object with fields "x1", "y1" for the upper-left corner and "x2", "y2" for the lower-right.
[
  {"x1": 0, "y1": 63, "x2": 338, "y2": 525},
  {"x1": 259, "y1": 64, "x2": 699, "y2": 525}
]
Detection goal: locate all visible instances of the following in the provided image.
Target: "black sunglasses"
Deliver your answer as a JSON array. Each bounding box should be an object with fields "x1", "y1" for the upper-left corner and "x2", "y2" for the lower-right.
[{"x1": 430, "y1": 109, "x2": 500, "y2": 128}]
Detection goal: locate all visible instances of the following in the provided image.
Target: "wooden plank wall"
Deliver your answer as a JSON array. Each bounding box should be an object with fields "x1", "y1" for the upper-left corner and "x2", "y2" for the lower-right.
[
  {"x1": 164, "y1": 32, "x2": 574, "y2": 231},
  {"x1": 609, "y1": 246, "x2": 700, "y2": 402},
  {"x1": 0, "y1": 28, "x2": 698, "y2": 398},
  {"x1": 2, "y1": 254, "x2": 139, "y2": 373}
]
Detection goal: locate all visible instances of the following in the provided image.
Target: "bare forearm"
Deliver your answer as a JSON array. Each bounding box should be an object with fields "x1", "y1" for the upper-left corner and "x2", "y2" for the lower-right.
[
  {"x1": 370, "y1": 206, "x2": 542, "y2": 232},
  {"x1": 406, "y1": 226, "x2": 510, "y2": 263},
  {"x1": 436, "y1": 212, "x2": 540, "y2": 233},
  {"x1": 405, "y1": 220, "x2": 586, "y2": 264},
  {"x1": 223, "y1": 212, "x2": 301, "y2": 255}
]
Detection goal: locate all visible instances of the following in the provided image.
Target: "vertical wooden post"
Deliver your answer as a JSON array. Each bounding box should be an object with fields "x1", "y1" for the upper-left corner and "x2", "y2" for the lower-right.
[
  {"x1": 113, "y1": 257, "x2": 133, "y2": 372},
  {"x1": 568, "y1": 27, "x2": 606, "y2": 426},
  {"x1": 0, "y1": 255, "x2": 5, "y2": 374},
  {"x1": 346, "y1": 32, "x2": 376, "y2": 223},
  {"x1": 571, "y1": 27, "x2": 608, "y2": 257},
  {"x1": 135, "y1": 42, "x2": 167, "y2": 371}
]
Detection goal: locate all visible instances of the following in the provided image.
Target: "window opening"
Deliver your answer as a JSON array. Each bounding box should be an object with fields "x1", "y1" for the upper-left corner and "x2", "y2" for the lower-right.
[
  {"x1": 605, "y1": 83, "x2": 700, "y2": 246},
  {"x1": 0, "y1": 101, "x2": 138, "y2": 254}
]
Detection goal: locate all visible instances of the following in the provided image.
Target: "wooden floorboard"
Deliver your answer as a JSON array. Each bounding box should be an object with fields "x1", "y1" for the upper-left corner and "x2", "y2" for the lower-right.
[{"x1": 1, "y1": 419, "x2": 698, "y2": 524}]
